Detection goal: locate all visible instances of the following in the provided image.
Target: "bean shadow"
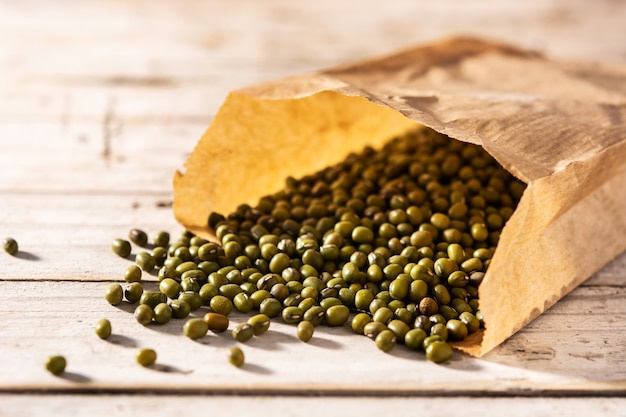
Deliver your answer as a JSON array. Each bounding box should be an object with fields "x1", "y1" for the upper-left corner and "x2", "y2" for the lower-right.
[
  {"x1": 148, "y1": 363, "x2": 193, "y2": 375},
  {"x1": 306, "y1": 335, "x2": 342, "y2": 349},
  {"x1": 443, "y1": 353, "x2": 484, "y2": 371},
  {"x1": 240, "y1": 363, "x2": 273, "y2": 375},
  {"x1": 14, "y1": 251, "x2": 41, "y2": 261},
  {"x1": 105, "y1": 333, "x2": 139, "y2": 348},
  {"x1": 59, "y1": 371, "x2": 93, "y2": 383}
]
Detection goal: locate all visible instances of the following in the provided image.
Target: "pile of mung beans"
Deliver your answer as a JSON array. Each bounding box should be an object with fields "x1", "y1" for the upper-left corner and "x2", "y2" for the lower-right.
[{"x1": 105, "y1": 127, "x2": 526, "y2": 365}]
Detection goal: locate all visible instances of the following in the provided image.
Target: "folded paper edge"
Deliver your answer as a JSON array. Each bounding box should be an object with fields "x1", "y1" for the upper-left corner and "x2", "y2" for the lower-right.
[{"x1": 173, "y1": 37, "x2": 626, "y2": 358}]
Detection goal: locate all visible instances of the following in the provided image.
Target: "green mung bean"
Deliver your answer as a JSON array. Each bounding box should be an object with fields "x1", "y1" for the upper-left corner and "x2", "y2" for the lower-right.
[
  {"x1": 364, "y1": 321, "x2": 388, "y2": 340},
  {"x1": 124, "y1": 265, "x2": 142, "y2": 283},
  {"x1": 158, "y1": 265, "x2": 177, "y2": 282},
  {"x1": 104, "y1": 283, "x2": 123, "y2": 305},
  {"x1": 430, "y1": 323, "x2": 449, "y2": 341},
  {"x1": 425, "y1": 341, "x2": 453, "y2": 363},
  {"x1": 375, "y1": 329, "x2": 397, "y2": 352},
  {"x1": 169, "y1": 299, "x2": 191, "y2": 319},
  {"x1": 129, "y1": 228, "x2": 148, "y2": 247},
  {"x1": 153, "y1": 303, "x2": 172, "y2": 325},
  {"x1": 422, "y1": 335, "x2": 444, "y2": 350},
  {"x1": 159, "y1": 278, "x2": 182, "y2": 299},
  {"x1": 249, "y1": 290, "x2": 271, "y2": 309},
  {"x1": 387, "y1": 319, "x2": 410, "y2": 342},
  {"x1": 136, "y1": 348, "x2": 157, "y2": 367},
  {"x1": 94, "y1": 318, "x2": 112, "y2": 339},
  {"x1": 111, "y1": 238, "x2": 131, "y2": 258},
  {"x1": 228, "y1": 346, "x2": 245, "y2": 367},
  {"x1": 232, "y1": 322, "x2": 254, "y2": 342},
  {"x1": 152, "y1": 246, "x2": 167, "y2": 267},
  {"x1": 179, "y1": 291, "x2": 203, "y2": 311},
  {"x1": 134, "y1": 304, "x2": 153, "y2": 326},
  {"x1": 140, "y1": 291, "x2": 167, "y2": 309},
  {"x1": 351, "y1": 313, "x2": 372, "y2": 335},
  {"x1": 405, "y1": 328, "x2": 427, "y2": 350},
  {"x1": 180, "y1": 274, "x2": 203, "y2": 291},
  {"x1": 281, "y1": 306, "x2": 304, "y2": 324},
  {"x1": 394, "y1": 307, "x2": 413, "y2": 324},
  {"x1": 183, "y1": 318, "x2": 209, "y2": 339},
  {"x1": 124, "y1": 282, "x2": 143, "y2": 304},
  {"x1": 45, "y1": 355, "x2": 66, "y2": 375},
  {"x1": 297, "y1": 320, "x2": 315, "y2": 342},
  {"x1": 320, "y1": 297, "x2": 342, "y2": 310},
  {"x1": 298, "y1": 297, "x2": 316, "y2": 312},
  {"x1": 153, "y1": 230, "x2": 170, "y2": 248},
  {"x1": 204, "y1": 312, "x2": 230, "y2": 333},
  {"x1": 446, "y1": 319, "x2": 468, "y2": 341},
  {"x1": 135, "y1": 251, "x2": 156, "y2": 272},
  {"x1": 270, "y1": 283, "x2": 289, "y2": 301},
  {"x1": 233, "y1": 292, "x2": 253, "y2": 313},
  {"x1": 247, "y1": 314, "x2": 271, "y2": 336},
  {"x1": 372, "y1": 307, "x2": 394, "y2": 324},
  {"x1": 259, "y1": 297, "x2": 282, "y2": 318},
  {"x1": 439, "y1": 305, "x2": 459, "y2": 321},
  {"x1": 3, "y1": 237, "x2": 19, "y2": 255},
  {"x1": 303, "y1": 306, "x2": 325, "y2": 326},
  {"x1": 459, "y1": 311, "x2": 481, "y2": 334}
]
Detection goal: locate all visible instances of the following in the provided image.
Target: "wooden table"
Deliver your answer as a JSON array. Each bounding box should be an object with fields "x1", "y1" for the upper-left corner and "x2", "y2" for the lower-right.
[{"x1": 1, "y1": 1, "x2": 625, "y2": 415}]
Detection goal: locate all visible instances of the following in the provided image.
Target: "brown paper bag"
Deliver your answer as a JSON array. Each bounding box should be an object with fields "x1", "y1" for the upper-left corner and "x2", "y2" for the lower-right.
[{"x1": 173, "y1": 37, "x2": 626, "y2": 356}]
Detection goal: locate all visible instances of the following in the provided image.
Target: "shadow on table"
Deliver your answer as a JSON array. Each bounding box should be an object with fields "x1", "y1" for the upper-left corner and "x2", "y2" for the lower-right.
[
  {"x1": 479, "y1": 294, "x2": 626, "y2": 382},
  {"x1": 58, "y1": 371, "x2": 93, "y2": 383},
  {"x1": 106, "y1": 333, "x2": 139, "y2": 348},
  {"x1": 240, "y1": 363, "x2": 273, "y2": 375},
  {"x1": 148, "y1": 363, "x2": 193, "y2": 375},
  {"x1": 14, "y1": 251, "x2": 41, "y2": 261}
]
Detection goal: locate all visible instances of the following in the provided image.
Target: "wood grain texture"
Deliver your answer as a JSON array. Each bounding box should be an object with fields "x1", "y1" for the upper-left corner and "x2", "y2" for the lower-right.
[
  {"x1": 2, "y1": 395, "x2": 626, "y2": 417},
  {"x1": 1, "y1": 0, "x2": 625, "y2": 414}
]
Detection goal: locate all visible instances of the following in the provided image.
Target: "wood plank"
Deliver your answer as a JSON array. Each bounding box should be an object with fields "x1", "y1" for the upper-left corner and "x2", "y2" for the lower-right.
[
  {"x1": 2, "y1": 0, "x2": 626, "y2": 409},
  {"x1": 1, "y1": 0, "x2": 625, "y2": 84},
  {"x1": 0, "y1": 193, "x2": 179, "y2": 280},
  {"x1": 1, "y1": 395, "x2": 626, "y2": 417},
  {"x1": 1, "y1": 281, "x2": 624, "y2": 393},
  {"x1": 0, "y1": 119, "x2": 203, "y2": 193}
]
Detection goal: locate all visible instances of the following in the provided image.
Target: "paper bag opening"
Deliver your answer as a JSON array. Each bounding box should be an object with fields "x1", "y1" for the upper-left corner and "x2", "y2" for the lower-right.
[{"x1": 173, "y1": 37, "x2": 626, "y2": 356}]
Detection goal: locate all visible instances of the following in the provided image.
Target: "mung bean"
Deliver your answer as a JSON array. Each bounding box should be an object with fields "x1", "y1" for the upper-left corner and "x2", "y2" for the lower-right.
[
  {"x1": 375, "y1": 329, "x2": 397, "y2": 352},
  {"x1": 104, "y1": 283, "x2": 123, "y2": 305},
  {"x1": 228, "y1": 346, "x2": 245, "y2": 367},
  {"x1": 129, "y1": 228, "x2": 148, "y2": 247},
  {"x1": 111, "y1": 238, "x2": 131, "y2": 258},
  {"x1": 153, "y1": 303, "x2": 172, "y2": 325},
  {"x1": 45, "y1": 355, "x2": 66, "y2": 375},
  {"x1": 3, "y1": 237, "x2": 18, "y2": 255},
  {"x1": 183, "y1": 318, "x2": 209, "y2": 339},
  {"x1": 297, "y1": 321, "x2": 315, "y2": 342},
  {"x1": 425, "y1": 341, "x2": 453, "y2": 363},
  {"x1": 204, "y1": 312, "x2": 229, "y2": 333},
  {"x1": 124, "y1": 265, "x2": 142, "y2": 283},
  {"x1": 136, "y1": 348, "x2": 157, "y2": 367},
  {"x1": 232, "y1": 322, "x2": 254, "y2": 342},
  {"x1": 247, "y1": 314, "x2": 271, "y2": 336},
  {"x1": 94, "y1": 318, "x2": 112, "y2": 339},
  {"x1": 124, "y1": 282, "x2": 144, "y2": 303},
  {"x1": 134, "y1": 304, "x2": 153, "y2": 326}
]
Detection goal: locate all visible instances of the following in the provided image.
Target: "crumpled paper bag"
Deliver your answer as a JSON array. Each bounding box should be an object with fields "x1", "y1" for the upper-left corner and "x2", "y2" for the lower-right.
[{"x1": 173, "y1": 36, "x2": 626, "y2": 356}]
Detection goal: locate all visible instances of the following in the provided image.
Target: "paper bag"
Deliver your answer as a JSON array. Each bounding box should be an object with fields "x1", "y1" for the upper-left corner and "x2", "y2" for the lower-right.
[{"x1": 173, "y1": 37, "x2": 626, "y2": 356}]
